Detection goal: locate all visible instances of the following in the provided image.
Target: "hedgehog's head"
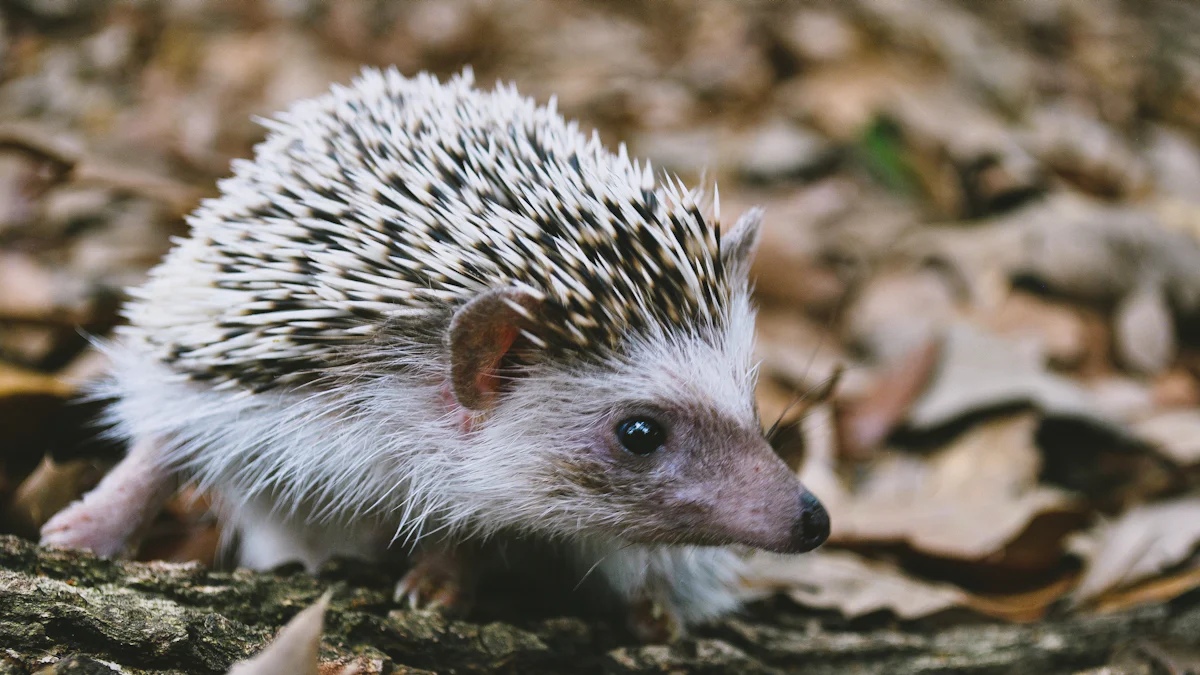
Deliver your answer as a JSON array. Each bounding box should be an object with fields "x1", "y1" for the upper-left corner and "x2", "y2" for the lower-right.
[{"x1": 445, "y1": 208, "x2": 829, "y2": 554}]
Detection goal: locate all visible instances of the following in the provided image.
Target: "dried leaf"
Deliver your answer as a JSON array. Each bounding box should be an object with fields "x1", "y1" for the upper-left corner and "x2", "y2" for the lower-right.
[
  {"x1": 842, "y1": 266, "x2": 960, "y2": 367},
  {"x1": 837, "y1": 336, "x2": 941, "y2": 459},
  {"x1": 907, "y1": 322, "x2": 1110, "y2": 432},
  {"x1": 1132, "y1": 409, "x2": 1200, "y2": 466},
  {"x1": 0, "y1": 122, "x2": 201, "y2": 216},
  {"x1": 1091, "y1": 566, "x2": 1200, "y2": 615},
  {"x1": 984, "y1": 292, "x2": 1089, "y2": 370},
  {"x1": 736, "y1": 119, "x2": 839, "y2": 185},
  {"x1": 754, "y1": 310, "x2": 849, "y2": 394},
  {"x1": 226, "y1": 592, "x2": 332, "y2": 675},
  {"x1": 743, "y1": 549, "x2": 969, "y2": 620},
  {"x1": 1151, "y1": 370, "x2": 1200, "y2": 408},
  {"x1": 1022, "y1": 106, "x2": 1151, "y2": 198},
  {"x1": 1070, "y1": 495, "x2": 1200, "y2": 603},
  {"x1": 1113, "y1": 278, "x2": 1175, "y2": 376},
  {"x1": 1014, "y1": 194, "x2": 1200, "y2": 318},
  {"x1": 734, "y1": 183, "x2": 854, "y2": 311},
  {"x1": 964, "y1": 574, "x2": 1078, "y2": 623},
  {"x1": 831, "y1": 414, "x2": 1082, "y2": 561},
  {"x1": 6, "y1": 456, "x2": 107, "y2": 538}
]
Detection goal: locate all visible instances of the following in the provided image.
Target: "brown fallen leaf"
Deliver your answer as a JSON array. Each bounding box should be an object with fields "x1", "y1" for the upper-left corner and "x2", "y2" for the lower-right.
[
  {"x1": 136, "y1": 488, "x2": 221, "y2": 565},
  {"x1": 753, "y1": 309, "x2": 851, "y2": 394},
  {"x1": 1069, "y1": 494, "x2": 1200, "y2": 604},
  {"x1": 779, "y1": 58, "x2": 927, "y2": 141},
  {"x1": 1021, "y1": 106, "x2": 1151, "y2": 199},
  {"x1": 1014, "y1": 194, "x2": 1200, "y2": 337},
  {"x1": 1151, "y1": 369, "x2": 1200, "y2": 408},
  {"x1": 841, "y1": 265, "x2": 961, "y2": 368},
  {"x1": 1132, "y1": 409, "x2": 1200, "y2": 466},
  {"x1": 0, "y1": 122, "x2": 202, "y2": 216},
  {"x1": 983, "y1": 291, "x2": 1089, "y2": 371},
  {"x1": 733, "y1": 182, "x2": 854, "y2": 312},
  {"x1": 884, "y1": 83, "x2": 1043, "y2": 218},
  {"x1": 226, "y1": 591, "x2": 332, "y2": 675},
  {"x1": 1090, "y1": 565, "x2": 1200, "y2": 616},
  {"x1": 831, "y1": 413, "x2": 1083, "y2": 563},
  {"x1": 906, "y1": 321, "x2": 1111, "y2": 432},
  {"x1": 1113, "y1": 276, "x2": 1176, "y2": 376},
  {"x1": 6, "y1": 456, "x2": 108, "y2": 539},
  {"x1": 836, "y1": 336, "x2": 942, "y2": 460},
  {"x1": 964, "y1": 573, "x2": 1079, "y2": 623},
  {"x1": 742, "y1": 549, "x2": 969, "y2": 620}
]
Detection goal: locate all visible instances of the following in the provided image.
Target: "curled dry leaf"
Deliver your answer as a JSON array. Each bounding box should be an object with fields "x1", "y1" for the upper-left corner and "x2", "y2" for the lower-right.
[
  {"x1": 831, "y1": 413, "x2": 1082, "y2": 562},
  {"x1": 836, "y1": 336, "x2": 942, "y2": 460},
  {"x1": 841, "y1": 265, "x2": 961, "y2": 367},
  {"x1": 226, "y1": 591, "x2": 332, "y2": 675},
  {"x1": 885, "y1": 84, "x2": 1043, "y2": 218},
  {"x1": 1090, "y1": 566, "x2": 1200, "y2": 616},
  {"x1": 983, "y1": 291, "x2": 1089, "y2": 370},
  {"x1": 733, "y1": 182, "x2": 855, "y2": 311},
  {"x1": 1015, "y1": 194, "x2": 1200, "y2": 321},
  {"x1": 1021, "y1": 106, "x2": 1151, "y2": 198},
  {"x1": 1069, "y1": 495, "x2": 1200, "y2": 604},
  {"x1": 1132, "y1": 409, "x2": 1200, "y2": 466},
  {"x1": 0, "y1": 122, "x2": 202, "y2": 217},
  {"x1": 907, "y1": 322, "x2": 1110, "y2": 432},
  {"x1": 736, "y1": 119, "x2": 840, "y2": 185},
  {"x1": 754, "y1": 310, "x2": 849, "y2": 394},
  {"x1": 6, "y1": 456, "x2": 108, "y2": 539},
  {"x1": 742, "y1": 549, "x2": 969, "y2": 620},
  {"x1": 1113, "y1": 277, "x2": 1176, "y2": 376}
]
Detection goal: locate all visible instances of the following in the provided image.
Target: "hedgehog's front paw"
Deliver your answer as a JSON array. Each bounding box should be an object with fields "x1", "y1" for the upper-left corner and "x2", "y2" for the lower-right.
[
  {"x1": 627, "y1": 596, "x2": 683, "y2": 644},
  {"x1": 394, "y1": 545, "x2": 476, "y2": 615},
  {"x1": 40, "y1": 498, "x2": 132, "y2": 557}
]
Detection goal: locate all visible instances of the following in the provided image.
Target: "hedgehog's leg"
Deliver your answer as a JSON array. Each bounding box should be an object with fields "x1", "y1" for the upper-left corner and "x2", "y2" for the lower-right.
[
  {"x1": 40, "y1": 436, "x2": 176, "y2": 557},
  {"x1": 588, "y1": 544, "x2": 746, "y2": 643},
  {"x1": 393, "y1": 541, "x2": 479, "y2": 615}
]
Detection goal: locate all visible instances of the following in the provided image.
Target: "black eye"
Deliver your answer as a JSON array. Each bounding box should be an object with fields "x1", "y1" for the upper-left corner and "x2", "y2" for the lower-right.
[{"x1": 616, "y1": 417, "x2": 666, "y2": 455}]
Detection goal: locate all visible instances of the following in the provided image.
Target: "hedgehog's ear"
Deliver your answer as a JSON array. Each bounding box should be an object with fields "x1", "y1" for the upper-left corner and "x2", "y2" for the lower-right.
[
  {"x1": 720, "y1": 206, "x2": 764, "y2": 278},
  {"x1": 448, "y1": 286, "x2": 544, "y2": 411}
]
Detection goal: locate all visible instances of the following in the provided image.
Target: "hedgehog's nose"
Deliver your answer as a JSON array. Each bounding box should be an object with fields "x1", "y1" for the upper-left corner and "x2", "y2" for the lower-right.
[{"x1": 790, "y1": 491, "x2": 830, "y2": 553}]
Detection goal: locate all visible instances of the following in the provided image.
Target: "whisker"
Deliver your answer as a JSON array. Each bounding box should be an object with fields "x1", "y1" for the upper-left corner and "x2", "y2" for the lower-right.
[{"x1": 765, "y1": 364, "x2": 843, "y2": 442}]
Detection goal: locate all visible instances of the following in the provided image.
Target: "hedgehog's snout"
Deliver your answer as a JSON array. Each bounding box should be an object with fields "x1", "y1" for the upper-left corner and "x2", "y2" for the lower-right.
[{"x1": 788, "y1": 491, "x2": 830, "y2": 553}]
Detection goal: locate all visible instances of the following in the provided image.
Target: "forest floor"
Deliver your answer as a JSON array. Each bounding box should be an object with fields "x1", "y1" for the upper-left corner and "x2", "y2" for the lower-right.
[{"x1": 4, "y1": 1, "x2": 1200, "y2": 672}]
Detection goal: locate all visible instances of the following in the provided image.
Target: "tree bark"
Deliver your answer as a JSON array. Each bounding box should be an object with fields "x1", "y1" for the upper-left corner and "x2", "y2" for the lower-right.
[{"x1": 0, "y1": 535, "x2": 1197, "y2": 675}]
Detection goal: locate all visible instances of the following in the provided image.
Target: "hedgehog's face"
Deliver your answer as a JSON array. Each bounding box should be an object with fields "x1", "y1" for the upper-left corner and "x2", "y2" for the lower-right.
[
  {"x1": 549, "y1": 384, "x2": 830, "y2": 554},
  {"x1": 446, "y1": 208, "x2": 829, "y2": 554}
]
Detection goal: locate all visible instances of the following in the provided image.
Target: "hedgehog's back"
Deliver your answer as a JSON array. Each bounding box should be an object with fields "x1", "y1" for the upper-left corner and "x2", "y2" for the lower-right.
[{"x1": 119, "y1": 68, "x2": 727, "y2": 391}]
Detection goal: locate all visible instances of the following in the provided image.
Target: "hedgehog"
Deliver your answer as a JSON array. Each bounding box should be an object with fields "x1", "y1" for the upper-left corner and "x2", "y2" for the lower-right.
[{"x1": 39, "y1": 67, "x2": 830, "y2": 640}]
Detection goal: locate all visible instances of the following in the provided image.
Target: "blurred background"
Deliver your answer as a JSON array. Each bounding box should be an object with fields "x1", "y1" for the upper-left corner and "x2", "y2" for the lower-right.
[{"x1": 3, "y1": 0, "x2": 1200, "y2": 633}]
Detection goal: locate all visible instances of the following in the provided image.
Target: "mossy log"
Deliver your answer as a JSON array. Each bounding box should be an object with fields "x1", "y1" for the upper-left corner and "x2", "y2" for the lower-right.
[{"x1": 1, "y1": 535, "x2": 1197, "y2": 674}]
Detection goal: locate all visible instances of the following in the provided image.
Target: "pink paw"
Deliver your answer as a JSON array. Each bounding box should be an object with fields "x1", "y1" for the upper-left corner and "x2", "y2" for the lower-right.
[{"x1": 40, "y1": 499, "x2": 133, "y2": 558}]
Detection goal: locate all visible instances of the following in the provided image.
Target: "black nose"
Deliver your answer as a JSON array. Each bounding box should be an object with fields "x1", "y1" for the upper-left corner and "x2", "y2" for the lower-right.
[{"x1": 791, "y1": 491, "x2": 830, "y2": 552}]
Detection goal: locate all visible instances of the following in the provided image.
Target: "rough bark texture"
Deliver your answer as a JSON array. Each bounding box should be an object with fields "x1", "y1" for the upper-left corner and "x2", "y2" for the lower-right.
[{"x1": 1, "y1": 535, "x2": 1198, "y2": 675}]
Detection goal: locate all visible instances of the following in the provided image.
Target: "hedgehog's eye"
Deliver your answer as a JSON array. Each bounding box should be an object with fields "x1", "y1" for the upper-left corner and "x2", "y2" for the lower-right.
[{"x1": 616, "y1": 417, "x2": 666, "y2": 455}]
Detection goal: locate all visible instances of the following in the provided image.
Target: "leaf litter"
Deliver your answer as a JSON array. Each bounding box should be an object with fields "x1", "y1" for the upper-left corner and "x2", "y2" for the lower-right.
[{"x1": 3, "y1": 0, "x2": 1200, "y2": 671}]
